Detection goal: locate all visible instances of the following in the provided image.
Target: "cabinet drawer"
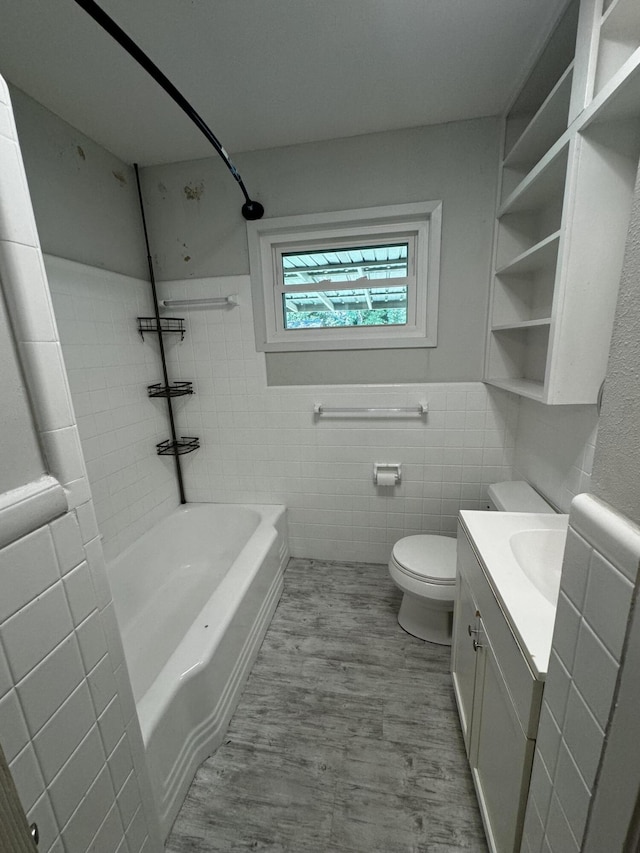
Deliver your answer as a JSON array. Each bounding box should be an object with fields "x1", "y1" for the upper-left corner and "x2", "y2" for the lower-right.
[{"x1": 457, "y1": 527, "x2": 543, "y2": 738}]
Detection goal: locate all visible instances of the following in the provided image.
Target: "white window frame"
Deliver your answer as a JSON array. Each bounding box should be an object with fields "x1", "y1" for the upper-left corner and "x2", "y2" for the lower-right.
[{"x1": 247, "y1": 202, "x2": 442, "y2": 352}]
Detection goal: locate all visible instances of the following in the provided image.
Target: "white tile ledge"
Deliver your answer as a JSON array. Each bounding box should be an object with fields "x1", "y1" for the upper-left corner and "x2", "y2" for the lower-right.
[
  {"x1": 569, "y1": 493, "x2": 640, "y2": 584},
  {"x1": 0, "y1": 476, "x2": 67, "y2": 549}
]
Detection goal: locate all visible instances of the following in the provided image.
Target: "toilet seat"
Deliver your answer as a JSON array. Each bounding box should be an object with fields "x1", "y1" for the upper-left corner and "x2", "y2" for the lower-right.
[
  {"x1": 391, "y1": 535, "x2": 456, "y2": 585},
  {"x1": 388, "y1": 534, "x2": 457, "y2": 644}
]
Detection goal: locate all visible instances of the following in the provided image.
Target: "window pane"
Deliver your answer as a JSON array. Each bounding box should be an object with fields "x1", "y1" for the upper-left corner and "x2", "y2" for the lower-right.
[
  {"x1": 283, "y1": 286, "x2": 408, "y2": 329},
  {"x1": 282, "y1": 242, "x2": 409, "y2": 286}
]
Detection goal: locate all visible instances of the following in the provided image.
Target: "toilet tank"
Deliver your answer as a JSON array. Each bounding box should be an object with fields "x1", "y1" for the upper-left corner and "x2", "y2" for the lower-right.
[{"x1": 486, "y1": 481, "x2": 555, "y2": 513}]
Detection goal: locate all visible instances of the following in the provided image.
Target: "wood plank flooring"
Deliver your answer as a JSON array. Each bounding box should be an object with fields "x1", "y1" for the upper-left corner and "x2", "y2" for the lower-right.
[{"x1": 165, "y1": 558, "x2": 488, "y2": 853}]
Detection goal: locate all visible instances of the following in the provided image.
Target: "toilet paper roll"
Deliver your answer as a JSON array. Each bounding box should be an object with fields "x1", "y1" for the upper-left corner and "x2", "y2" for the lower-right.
[{"x1": 375, "y1": 472, "x2": 397, "y2": 486}]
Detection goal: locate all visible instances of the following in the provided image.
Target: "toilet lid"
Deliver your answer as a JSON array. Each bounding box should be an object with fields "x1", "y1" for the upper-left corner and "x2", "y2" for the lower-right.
[{"x1": 392, "y1": 535, "x2": 457, "y2": 584}]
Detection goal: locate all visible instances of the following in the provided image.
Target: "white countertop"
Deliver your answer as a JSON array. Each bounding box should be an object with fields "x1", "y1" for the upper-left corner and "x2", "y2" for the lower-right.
[{"x1": 459, "y1": 510, "x2": 569, "y2": 679}]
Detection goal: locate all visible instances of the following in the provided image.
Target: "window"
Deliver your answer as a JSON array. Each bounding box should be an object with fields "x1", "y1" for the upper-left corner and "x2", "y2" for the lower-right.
[{"x1": 247, "y1": 202, "x2": 441, "y2": 351}]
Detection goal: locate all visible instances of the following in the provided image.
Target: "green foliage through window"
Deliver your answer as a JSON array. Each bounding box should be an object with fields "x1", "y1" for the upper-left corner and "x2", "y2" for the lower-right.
[{"x1": 284, "y1": 307, "x2": 407, "y2": 329}]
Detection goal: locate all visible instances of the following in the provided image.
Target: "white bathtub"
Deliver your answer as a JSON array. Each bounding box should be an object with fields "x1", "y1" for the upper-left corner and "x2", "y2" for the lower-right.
[{"x1": 107, "y1": 503, "x2": 288, "y2": 839}]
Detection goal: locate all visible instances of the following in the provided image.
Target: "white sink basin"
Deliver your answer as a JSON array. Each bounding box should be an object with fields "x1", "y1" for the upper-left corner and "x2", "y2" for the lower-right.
[
  {"x1": 509, "y1": 528, "x2": 567, "y2": 605},
  {"x1": 458, "y1": 510, "x2": 570, "y2": 677}
]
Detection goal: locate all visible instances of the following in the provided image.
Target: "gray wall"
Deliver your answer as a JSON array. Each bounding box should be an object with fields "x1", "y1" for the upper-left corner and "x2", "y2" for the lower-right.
[
  {"x1": 591, "y1": 163, "x2": 640, "y2": 526},
  {"x1": 141, "y1": 118, "x2": 501, "y2": 384},
  {"x1": 10, "y1": 88, "x2": 147, "y2": 279}
]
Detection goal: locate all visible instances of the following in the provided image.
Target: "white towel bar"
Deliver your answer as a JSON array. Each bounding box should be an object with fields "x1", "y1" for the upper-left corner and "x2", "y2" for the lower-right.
[
  {"x1": 159, "y1": 295, "x2": 237, "y2": 309},
  {"x1": 313, "y1": 404, "x2": 427, "y2": 418}
]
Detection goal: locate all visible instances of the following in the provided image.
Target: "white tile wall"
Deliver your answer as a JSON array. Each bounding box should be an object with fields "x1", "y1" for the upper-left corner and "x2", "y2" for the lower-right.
[
  {"x1": 158, "y1": 275, "x2": 518, "y2": 562},
  {"x1": 522, "y1": 494, "x2": 639, "y2": 853},
  {"x1": 0, "y1": 76, "x2": 162, "y2": 853},
  {"x1": 0, "y1": 514, "x2": 162, "y2": 853},
  {"x1": 45, "y1": 256, "x2": 179, "y2": 561},
  {"x1": 514, "y1": 398, "x2": 598, "y2": 513}
]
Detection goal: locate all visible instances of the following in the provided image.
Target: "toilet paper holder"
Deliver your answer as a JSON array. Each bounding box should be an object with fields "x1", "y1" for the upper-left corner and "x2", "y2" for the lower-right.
[{"x1": 373, "y1": 463, "x2": 402, "y2": 486}]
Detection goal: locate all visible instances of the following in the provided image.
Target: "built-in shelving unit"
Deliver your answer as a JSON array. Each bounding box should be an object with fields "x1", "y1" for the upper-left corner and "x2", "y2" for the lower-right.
[{"x1": 485, "y1": 0, "x2": 640, "y2": 405}]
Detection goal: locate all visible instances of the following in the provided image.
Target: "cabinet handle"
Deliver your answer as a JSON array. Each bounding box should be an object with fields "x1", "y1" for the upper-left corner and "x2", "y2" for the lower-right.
[
  {"x1": 468, "y1": 624, "x2": 480, "y2": 637},
  {"x1": 473, "y1": 639, "x2": 482, "y2": 652}
]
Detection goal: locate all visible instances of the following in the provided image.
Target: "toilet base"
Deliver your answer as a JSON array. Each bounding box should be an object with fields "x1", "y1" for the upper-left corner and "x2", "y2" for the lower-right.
[{"x1": 397, "y1": 592, "x2": 453, "y2": 645}]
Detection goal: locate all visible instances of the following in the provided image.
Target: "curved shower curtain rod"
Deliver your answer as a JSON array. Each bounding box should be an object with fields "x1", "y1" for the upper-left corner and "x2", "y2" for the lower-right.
[{"x1": 72, "y1": 0, "x2": 265, "y2": 221}]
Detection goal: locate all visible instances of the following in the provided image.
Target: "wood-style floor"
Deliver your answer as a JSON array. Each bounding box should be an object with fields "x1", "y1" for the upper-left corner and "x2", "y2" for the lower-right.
[{"x1": 165, "y1": 558, "x2": 488, "y2": 853}]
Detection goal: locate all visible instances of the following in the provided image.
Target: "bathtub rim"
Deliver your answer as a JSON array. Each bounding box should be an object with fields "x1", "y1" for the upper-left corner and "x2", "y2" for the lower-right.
[{"x1": 109, "y1": 502, "x2": 286, "y2": 741}]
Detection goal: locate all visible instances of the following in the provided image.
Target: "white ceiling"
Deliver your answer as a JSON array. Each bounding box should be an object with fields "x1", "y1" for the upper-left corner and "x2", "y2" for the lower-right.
[{"x1": 0, "y1": 0, "x2": 566, "y2": 166}]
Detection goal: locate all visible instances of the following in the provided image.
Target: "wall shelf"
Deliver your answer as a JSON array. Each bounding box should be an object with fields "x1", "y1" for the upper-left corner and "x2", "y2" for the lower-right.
[
  {"x1": 484, "y1": 378, "x2": 546, "y2": 402},
  {"x1": 580, "y1": 49, "x2": 640, "y2": 128},
  {"x1": 147, "y1": 382, "x2": 194, "y2": 398},
  {"x1": 496, "y1": 231, "x2": 561, "y2": 276},
  {"x1": 492, "y1": 233, "x2": 558, "y2": 328},
  {"x1": 504, "y1": 64, "x2": 574, "y2": 174},
  {"x1": 594, "y1": 0, "x2": 640, "y2": 96},
  {"x1": 486, "y1": 324, "x2": 549, "y2": 390},
  {"x1": 499, "y1": 138, "x2": 569, "y2": 216},
  {"x1": 491, "y1": 319, "x2": 551, "y2": 332},
  {"x1": 492, "y1": 268, "x2": 556, "y2": 328},
  {"x1": 503, "y1": 0, "x2": 580, "y2": 158},
  {"x1": 156, "y1": 437, "x2": 200, "y2": 456},
  {"x1": 137, "y1": 316, "x2": 186, "y2": 341}
]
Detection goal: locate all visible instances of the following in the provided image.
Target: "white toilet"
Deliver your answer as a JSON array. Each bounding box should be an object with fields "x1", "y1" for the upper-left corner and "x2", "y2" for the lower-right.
[{"x1": 388, "y1": 480, "x2": 555, "y2": 644}]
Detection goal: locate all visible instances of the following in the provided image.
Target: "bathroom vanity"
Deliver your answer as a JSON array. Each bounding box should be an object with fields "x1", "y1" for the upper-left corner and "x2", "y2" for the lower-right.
[{"x1": 451, "y1": 510, "x2": 568, "y2": 853}]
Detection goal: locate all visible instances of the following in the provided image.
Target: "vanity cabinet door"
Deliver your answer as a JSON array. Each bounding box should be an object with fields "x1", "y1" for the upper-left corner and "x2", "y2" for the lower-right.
[
  {"x1": 472, "y1": 630, "x2": 535, "y2": 853},
  {"x1": 451, "y1": 572, "x2": 480, "y2": 755}
]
